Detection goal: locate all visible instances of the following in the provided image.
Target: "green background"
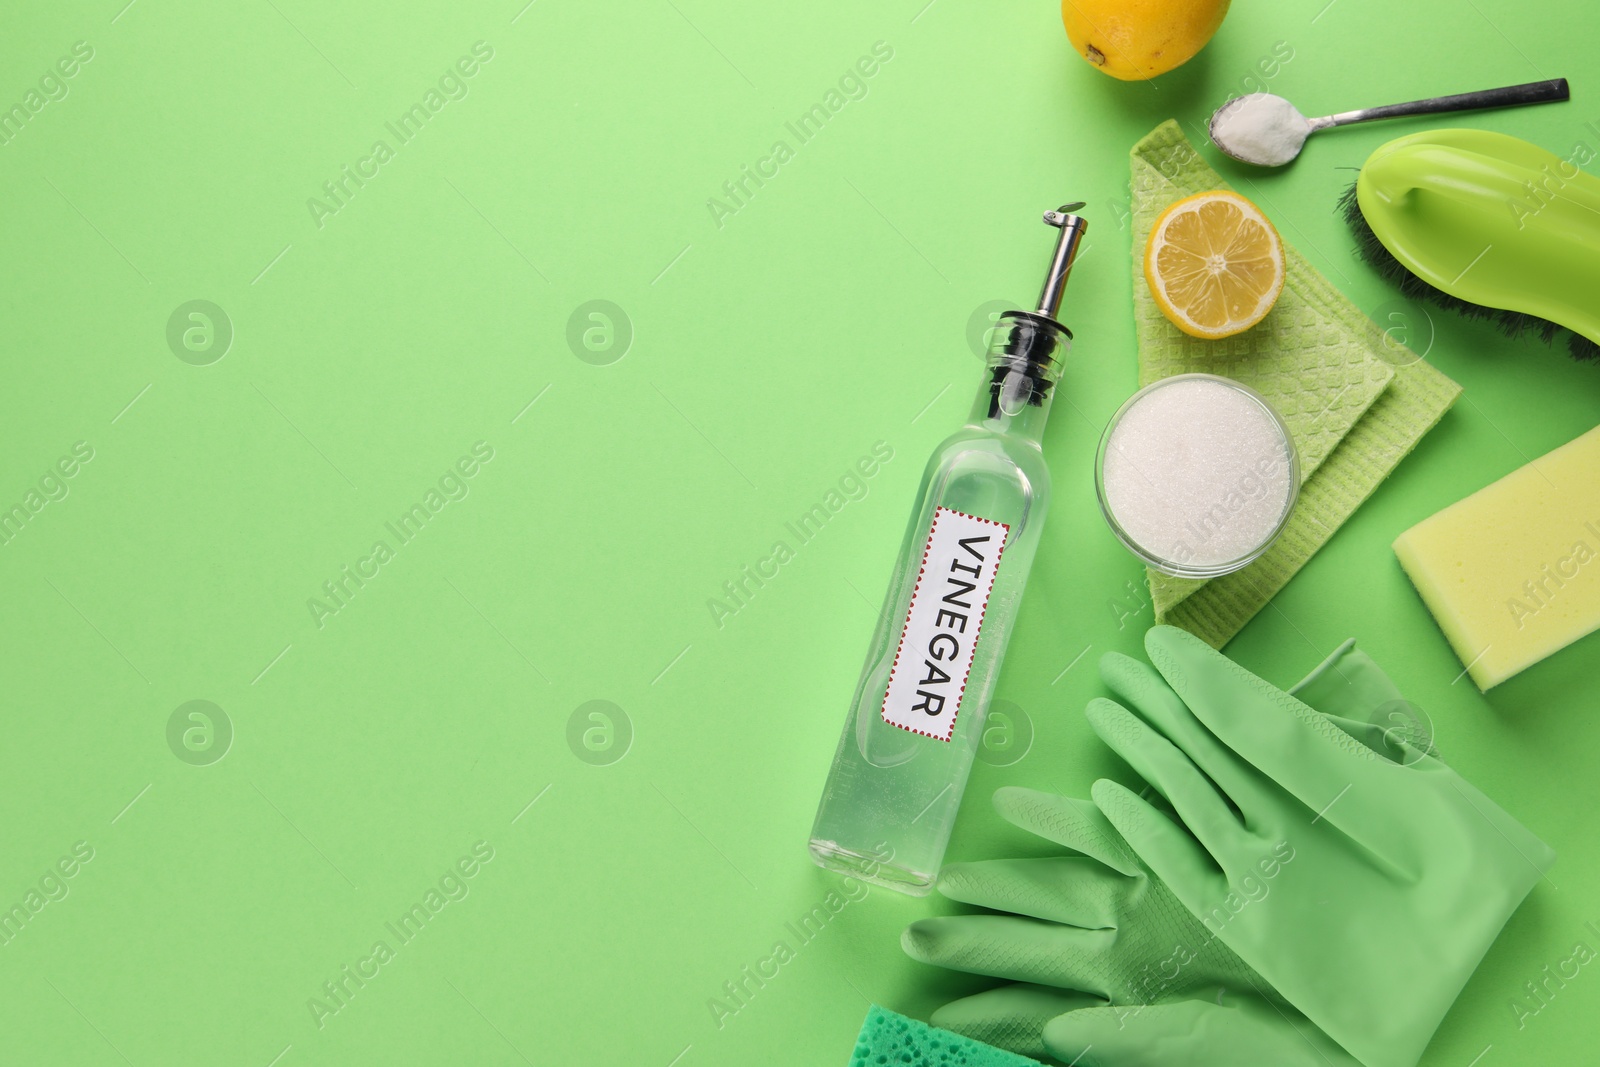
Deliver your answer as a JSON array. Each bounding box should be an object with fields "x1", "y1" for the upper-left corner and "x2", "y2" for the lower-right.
[{"x1": 3, "y1": 0, "x2": 1597, "y2": 1063}]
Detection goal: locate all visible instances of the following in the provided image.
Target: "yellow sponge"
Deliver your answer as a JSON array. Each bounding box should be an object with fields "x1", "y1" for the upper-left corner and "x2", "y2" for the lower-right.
[{"x1": 1394, "y1": 425, "x2": 1600, "y2": 690}]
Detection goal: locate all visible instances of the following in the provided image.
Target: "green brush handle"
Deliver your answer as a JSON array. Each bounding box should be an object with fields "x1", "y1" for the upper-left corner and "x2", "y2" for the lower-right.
[{"x1": 1356, "y1": 128, "x2": 1600, "y2": 347}]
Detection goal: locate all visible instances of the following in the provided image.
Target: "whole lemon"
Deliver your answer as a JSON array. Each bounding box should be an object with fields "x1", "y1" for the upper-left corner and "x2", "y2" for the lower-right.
[{"x1": 1061, "y1": 0, "x2": 1231, "y2": 80}]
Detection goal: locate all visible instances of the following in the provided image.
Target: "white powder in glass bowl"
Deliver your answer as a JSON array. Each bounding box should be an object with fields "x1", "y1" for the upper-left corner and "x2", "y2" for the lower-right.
[{"x1": 1098, "y1": 375, "x2": 1297, "y2": 575}]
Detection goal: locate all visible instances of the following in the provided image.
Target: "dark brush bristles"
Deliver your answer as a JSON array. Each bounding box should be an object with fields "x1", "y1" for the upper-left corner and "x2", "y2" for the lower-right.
[{"x1": 1337, "y1": 182, "x2": 1600, "y2": 362}]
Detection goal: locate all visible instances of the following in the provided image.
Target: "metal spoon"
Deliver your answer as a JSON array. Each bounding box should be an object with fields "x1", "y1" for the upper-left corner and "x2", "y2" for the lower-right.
[{"x1": 1208, "y1": 78, "x2": 1570, "y2": 167}]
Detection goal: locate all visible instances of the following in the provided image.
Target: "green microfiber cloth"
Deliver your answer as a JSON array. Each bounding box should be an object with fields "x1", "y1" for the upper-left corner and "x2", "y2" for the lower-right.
[
  {"x1": 1129, "y1": 121, "x2": 1463, "y2": 647},
  {"x1": 850, "y1": 1005, "x2": 1043, "y2": 1067}
]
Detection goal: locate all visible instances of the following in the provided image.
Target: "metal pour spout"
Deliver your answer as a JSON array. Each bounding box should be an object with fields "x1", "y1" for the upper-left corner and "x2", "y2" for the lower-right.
[{"x1": 1036, "y1": 203, "x2": 1089, "y2": 321}]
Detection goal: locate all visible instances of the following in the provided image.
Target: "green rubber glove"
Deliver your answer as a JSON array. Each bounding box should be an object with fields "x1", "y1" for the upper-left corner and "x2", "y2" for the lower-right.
[
  {"x1": 1287, "y1": 637, "x2": 1439, "y2": 765},
  {"x1": 929, "y1": 982, "x2": 1358, "y2": 1067},
  {"x1": 1089, "y1": 626, "x2": 1555, "y2": 1067},
  {"x1": 903, "y1": 639, "x2": 1397, "y2": 1065},
  {"x1": 902, "y1": 785, "x2": 1269, "y2": 1006},
  {"x1": 904, "y1": 787, "x2": 1343, "y2": 1066}
]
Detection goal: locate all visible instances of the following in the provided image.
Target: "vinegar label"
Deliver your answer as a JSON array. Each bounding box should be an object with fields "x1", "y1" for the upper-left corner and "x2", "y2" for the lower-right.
[{"x1": 881, "y1": 507, "x2": 1009, "y2": 741}]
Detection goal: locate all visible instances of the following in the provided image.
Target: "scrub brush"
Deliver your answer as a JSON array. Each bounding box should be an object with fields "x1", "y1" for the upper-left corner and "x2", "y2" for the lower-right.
[{"x1": 1339, "y1": 128, "x2": 1600, "y2": 362}]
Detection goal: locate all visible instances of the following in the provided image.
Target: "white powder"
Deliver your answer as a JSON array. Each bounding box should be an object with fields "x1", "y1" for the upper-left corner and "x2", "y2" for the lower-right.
[
  {"x1": 1101, "y1": 377, "x2": 1295, "y2": 571},
  {"x1": 1211, "y1": 93, "x2": 1310, "y2": 166}
]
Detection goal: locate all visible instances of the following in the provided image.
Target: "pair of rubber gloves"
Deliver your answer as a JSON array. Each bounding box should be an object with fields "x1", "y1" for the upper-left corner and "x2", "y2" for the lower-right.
[{"x1": 903, "y1": 626, "x2": 1554, "y2": 1067}]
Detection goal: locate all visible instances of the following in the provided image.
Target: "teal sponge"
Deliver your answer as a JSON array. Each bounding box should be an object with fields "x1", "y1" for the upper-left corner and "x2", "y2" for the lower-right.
[{"x1": 850, "y1": 1005, "x2": 1044, "y2": 1067}]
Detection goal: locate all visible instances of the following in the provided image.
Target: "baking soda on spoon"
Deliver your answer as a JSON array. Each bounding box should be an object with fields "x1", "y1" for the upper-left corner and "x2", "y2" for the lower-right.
[
  {"x1": 1208, "y1": 80, "x2": 1570, "y2": 166},
  {"x1": 1210, "y1": 93, "x2": 1310, "y2": 166},
  {"x1": 1096, "y1": 374, "x2": 1298, "y2": 577}
]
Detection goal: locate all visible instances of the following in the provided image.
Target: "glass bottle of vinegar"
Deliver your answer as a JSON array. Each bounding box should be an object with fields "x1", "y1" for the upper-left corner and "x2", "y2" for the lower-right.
[{"x1": 809, "y1": 206, "x2": 1089, "y2": 894}]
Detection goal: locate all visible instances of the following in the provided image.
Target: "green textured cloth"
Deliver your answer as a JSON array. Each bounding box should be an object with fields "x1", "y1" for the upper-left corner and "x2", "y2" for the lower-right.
[{"x1": 1129, "y1": 121, "x2": 1462, "y2": 647}]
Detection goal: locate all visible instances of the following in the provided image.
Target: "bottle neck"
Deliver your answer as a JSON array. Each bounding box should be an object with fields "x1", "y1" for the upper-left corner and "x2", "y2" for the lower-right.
[
  {"x1": 970, "y1": 311, "x2": 1069, "y2": 446},
  {"x1": 966, "y1": 379, "x2": 1053, "y2": 442}
]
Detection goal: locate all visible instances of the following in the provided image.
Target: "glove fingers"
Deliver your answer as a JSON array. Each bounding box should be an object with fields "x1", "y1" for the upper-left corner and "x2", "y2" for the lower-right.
[
  {"x1": 1087, "y1": 700, "x2": 1252, "y2": 866},
  {"x1": 1289, "y1": 639, "x2": 1402, "y2": 720},
  {"x1": 929, "y1": 983, "x2": 1104, "y2": 1061},
  {"x1": 902, "y1": 914, "x2": 1116, "y2": 997},
  {"x1": 1043, "y1": 995, "x2": 1363, "y2": 1067},
  {"x1": 992, "y1": 787, "x2": 1142, "y2": 877},
  {"x1": 1100, "y1": 651, "x2": 1274, "y2": 819},
  {"x1": 1091, "y1": 779, "x2": 1226, "y2": 914},
  {"x1": 1290, "y1": 641, "x2": 1441, "y2": 764},
  {"x1": 1143, "y1": 626, "x2": 1400, "y2": 833},
  {"x1": 938, "y1": 856, "x2": 1124, "y2": 929}
]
